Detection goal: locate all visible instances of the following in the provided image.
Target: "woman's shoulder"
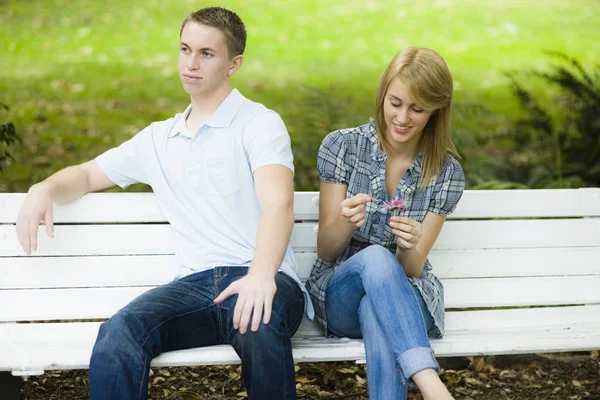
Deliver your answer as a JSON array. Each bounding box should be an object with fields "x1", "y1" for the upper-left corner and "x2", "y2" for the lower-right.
[
  {"x1": 321, "y1": 121, "x2": 375, "y2": 152},
  {"x1": 440, "y1": 154, "x2": 465, "y2": 179}
]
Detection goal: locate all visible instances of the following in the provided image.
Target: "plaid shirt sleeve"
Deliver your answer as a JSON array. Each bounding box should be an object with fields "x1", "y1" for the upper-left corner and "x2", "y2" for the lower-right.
[
  {"x1": 428, "y1": 157, "x2": 465, "y2": 216},
  {"x1": 317, "y1": 131, "x2": 350, "y2": 185}
]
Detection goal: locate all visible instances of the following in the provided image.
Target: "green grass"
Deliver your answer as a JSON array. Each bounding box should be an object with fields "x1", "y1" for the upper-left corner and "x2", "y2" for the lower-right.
[{"x1": 1, "y1": 0, "x2": 599, "y2": 191}]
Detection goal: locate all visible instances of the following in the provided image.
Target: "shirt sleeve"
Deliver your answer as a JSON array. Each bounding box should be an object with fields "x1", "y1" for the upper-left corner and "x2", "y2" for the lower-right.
[
  {"x1": 317, "y1": 130, "x2": 350, "y2": 185},
  {"x1": 244, "y1": 111, "x2": 294, "y2": 173},
  {"x1": 428, "y1": 157, "x2": 465, "y2": 216},
  {"x1": 95, "y1": 126, "x2": 151, "y2": 188}
]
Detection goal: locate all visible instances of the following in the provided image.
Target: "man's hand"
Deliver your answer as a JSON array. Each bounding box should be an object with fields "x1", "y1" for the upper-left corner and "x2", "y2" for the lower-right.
[
  {"x1": 16, "y1": 184, "x2": 55, "y2": 256},
  {"x1": 213, "y1": 271, "x2": 277, "y2": 334}
]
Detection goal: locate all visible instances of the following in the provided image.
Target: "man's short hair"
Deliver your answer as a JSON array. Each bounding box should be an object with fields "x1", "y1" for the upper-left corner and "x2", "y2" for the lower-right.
[{"x1": 180, "y1": 7, "x2": 247, "y2": 58}]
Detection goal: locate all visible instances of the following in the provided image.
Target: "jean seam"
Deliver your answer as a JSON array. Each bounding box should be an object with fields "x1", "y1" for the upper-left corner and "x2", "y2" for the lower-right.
[
  {"x1": 408, "y1": 282, "x2": 433, "y2": 339},
  {"x1": 136, "y1": 352, "x2": 148, "y2": 400},
  {"x1": 289, "y1": 296, "x2": 305, "y2": 336},
  {"x1": 214, "y1": 266, "x2": 230, "y2": 286},
  {"x1": 138, "y1": 306, "x2": 213, "y2": 350}
]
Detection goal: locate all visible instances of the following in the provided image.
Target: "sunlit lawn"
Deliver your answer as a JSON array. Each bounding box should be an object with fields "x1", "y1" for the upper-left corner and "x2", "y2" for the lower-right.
[{"x1": 1, "y1": 0, "x2": 599, "y2": 190}]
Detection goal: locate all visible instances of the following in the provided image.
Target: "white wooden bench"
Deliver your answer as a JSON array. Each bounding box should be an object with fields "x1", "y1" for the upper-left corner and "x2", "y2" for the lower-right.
[{"x1": 1, "y1": 189, "x2": 599, "y2": 398}]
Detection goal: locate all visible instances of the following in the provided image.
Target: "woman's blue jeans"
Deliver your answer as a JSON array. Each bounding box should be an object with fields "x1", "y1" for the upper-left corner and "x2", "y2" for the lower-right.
[
  {"x1": 89, "y1": 266, "x2": 305, "y2": 400},
  {"x1": 325, "y1": 245, "x2": 439, "y2": 399}
]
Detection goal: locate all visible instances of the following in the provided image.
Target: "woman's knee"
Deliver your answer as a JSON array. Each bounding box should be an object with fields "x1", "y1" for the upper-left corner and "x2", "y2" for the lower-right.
[{"x1": 359, "y1": 245, "x2": 405, "y2": 282}]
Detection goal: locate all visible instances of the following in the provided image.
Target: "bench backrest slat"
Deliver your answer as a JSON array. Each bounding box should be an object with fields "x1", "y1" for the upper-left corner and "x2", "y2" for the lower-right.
[
  {"x1": 1, "y1": 189, "x2": 599, "y2": 223},
  {"x1": 1, "y1": 219, "x2": 598, "y2": 257},
  {"x1": 2, "y1": 247, "x2": 600, "y2": 289}
]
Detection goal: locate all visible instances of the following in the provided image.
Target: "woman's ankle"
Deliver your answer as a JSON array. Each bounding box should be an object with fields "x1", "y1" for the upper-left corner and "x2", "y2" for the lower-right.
[{"x1": 412, "y1": 368, "x2": 454, "y2": 400}]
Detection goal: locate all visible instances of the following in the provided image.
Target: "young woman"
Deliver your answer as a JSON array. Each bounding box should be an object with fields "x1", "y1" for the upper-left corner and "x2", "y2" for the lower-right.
[{"x1": 306, "y1": 47, "x2": 465, "y2": 400}]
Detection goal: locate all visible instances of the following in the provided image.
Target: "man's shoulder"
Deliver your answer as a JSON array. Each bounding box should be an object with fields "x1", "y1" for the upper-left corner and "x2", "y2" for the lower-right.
[
  {"x1": 237, "y1": 98, "x2": 287, "y2": 133},
  {"x1": 239, "y1": 98, "x2": 279, "y2": 120}
]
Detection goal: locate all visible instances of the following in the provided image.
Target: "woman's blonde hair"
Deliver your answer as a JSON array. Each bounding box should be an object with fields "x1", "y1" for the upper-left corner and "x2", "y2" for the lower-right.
[{"x1": 375, "y1": 47, "x2": 457, "y2": 188}]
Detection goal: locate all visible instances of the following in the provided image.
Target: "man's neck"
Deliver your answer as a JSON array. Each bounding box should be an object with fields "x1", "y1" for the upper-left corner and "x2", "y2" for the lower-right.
[{"x1": 186, "y1": 83, "x2": 233, "y2": 133}]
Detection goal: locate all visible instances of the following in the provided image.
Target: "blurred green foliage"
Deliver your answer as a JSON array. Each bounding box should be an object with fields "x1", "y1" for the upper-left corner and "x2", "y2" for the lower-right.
[
  {"x1": 0, "y1": 101, "x2": 19, "y2": 175},
  {"x1": 1, "y1": 0, "x2": 599, "y2": 192},
  {"x1": 466, "y1": 53, "x2": 599, "y2": 189}
]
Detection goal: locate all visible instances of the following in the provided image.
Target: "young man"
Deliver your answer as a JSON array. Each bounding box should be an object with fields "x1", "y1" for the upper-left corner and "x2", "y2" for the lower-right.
[{"x1": 16, "y1": 7, "x2": 313, "y2": 400}]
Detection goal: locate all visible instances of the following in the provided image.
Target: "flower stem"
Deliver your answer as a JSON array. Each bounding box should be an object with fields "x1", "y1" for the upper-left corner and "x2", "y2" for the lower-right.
[{"x1": 385, "y1": 209, "x2": 399, "y2": 250}]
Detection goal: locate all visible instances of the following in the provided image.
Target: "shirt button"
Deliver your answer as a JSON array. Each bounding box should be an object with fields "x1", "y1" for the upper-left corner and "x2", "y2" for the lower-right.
[{"x1": 191, "y1": 142, "x2": 197, "y2": 147}]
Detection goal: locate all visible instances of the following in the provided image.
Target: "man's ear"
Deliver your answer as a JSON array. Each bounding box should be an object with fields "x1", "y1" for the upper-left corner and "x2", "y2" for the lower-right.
[{"x1": 228, "y1": 55, "x2": 243, "y2": 77}]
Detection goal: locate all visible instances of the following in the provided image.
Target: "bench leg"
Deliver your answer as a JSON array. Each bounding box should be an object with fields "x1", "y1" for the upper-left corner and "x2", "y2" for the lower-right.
[{"x1": 0, "y1": 372, "x2": 21, "y2": 400}]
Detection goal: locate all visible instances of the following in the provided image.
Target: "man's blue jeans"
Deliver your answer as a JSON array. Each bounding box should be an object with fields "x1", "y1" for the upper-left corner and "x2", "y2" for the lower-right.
[
  {"x1": 89, "y1": 267, "x2": 305, "y2": 400},
  {"x1": 325, "y1": 245, "x2": 439, "y2": 400}
]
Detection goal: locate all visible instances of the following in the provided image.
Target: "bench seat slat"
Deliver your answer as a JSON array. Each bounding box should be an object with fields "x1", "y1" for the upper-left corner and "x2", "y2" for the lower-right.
[
  {"x1": 2, "y1": 277, "x2": 599, "y2": 322},
  {"x1": 2, "y1": 306, "x2": 598, "y2": 372},
  {"x1": 1, "y1": 218, "x2": 598, "y2": 257}
]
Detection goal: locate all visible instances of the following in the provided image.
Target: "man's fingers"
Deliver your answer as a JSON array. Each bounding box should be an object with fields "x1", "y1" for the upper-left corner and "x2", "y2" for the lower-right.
[
  {"x1": 238, "y1": 298, "x2": 255, "y2": 334},
  {"x1": 250, "y1": 299, "x2": 263, "y2": 332},
  {"x1": 44, "y1": 208, "x2": 54, "y2": 238},
  {"x1": 232, "y1": 294, "x2": 245, "y2": 330},
  {"x1": 28, "y1": 219, "x2": 39, "y2": 253},
  {"x1": 214, "y1": 284, "x2": 236, "y2": 304},
  {"x1": 262, "y1": 293, "x2": 274, "y2": 325},
  {"x1": 16, "y1": 218, "x2": 29, "y2": 255}
]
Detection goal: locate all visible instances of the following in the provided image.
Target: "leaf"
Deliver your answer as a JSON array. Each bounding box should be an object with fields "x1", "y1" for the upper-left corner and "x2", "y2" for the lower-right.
[
  {"x1": 473, "y1": 357, "x2": 485, "y2": 372},
  {"x1": 337, "y1": 368, "x2": 357, "y2": 374},
  {"x1": 296, "y1": 376, "x2": 313, "y2": 384},
  {"x1": 159, "y1": 369, "x2": 171, "y2": 377}
]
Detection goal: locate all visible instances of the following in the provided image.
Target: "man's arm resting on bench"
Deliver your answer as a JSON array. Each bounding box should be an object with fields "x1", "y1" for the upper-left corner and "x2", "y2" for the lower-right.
[{"x1": 16, "y1": 160, "x2": 116, "y2": 255}]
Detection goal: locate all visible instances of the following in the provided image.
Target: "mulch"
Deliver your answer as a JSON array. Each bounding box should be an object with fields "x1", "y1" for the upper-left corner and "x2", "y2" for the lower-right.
[{"x1": 20, "y1": 352, "x2": 599, "y2": 399}]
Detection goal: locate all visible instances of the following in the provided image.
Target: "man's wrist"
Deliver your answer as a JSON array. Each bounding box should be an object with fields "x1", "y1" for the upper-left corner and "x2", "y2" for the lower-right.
[
  {"x1": 248, "y1": 262, "x2": 279, "y2": 277},
  {"x1": 29, "y1": 181, "x2": 54, "y2": 197}
]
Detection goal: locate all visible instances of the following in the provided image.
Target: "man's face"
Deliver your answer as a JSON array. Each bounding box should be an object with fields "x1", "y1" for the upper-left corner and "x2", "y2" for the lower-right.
[{"x1": 178, "y1": 22, "x2": 239, "y2": 97}]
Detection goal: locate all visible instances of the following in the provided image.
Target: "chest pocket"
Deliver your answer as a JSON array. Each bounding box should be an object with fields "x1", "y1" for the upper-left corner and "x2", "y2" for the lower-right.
[{"x1": 202, "y1": 157, "x2": 239, "y2": 197}]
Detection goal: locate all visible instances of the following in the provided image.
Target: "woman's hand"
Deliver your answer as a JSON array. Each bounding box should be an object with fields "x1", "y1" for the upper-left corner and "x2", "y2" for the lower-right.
[
  {"x1": 340, "y1": 194, "x2": 372, "y2": 228},
  {"x1": 390, "y1": 216, "x2": 422, "y2": 250}
]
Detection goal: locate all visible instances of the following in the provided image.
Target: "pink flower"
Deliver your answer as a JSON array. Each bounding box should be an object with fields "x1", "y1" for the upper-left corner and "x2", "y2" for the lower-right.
[{"x1": 381, "y1": 197, "x2": 407, "y2": 212}]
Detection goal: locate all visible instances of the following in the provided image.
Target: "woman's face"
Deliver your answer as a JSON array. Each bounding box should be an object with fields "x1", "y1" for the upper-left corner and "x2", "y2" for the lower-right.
[{"x1": 382, "y1": 77, "x2": 432, "y2": 151}]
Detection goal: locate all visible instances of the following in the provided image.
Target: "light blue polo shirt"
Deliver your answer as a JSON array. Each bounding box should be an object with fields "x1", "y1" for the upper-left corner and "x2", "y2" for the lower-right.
[{"x1": 96, "y1": 89, "x2": 314, "y2": 321}]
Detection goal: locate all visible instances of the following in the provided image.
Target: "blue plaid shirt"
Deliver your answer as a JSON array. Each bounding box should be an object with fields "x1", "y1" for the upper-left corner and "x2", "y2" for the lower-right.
[{"x1": 305, "y1": 119, "x2": 465, "y2": 338}]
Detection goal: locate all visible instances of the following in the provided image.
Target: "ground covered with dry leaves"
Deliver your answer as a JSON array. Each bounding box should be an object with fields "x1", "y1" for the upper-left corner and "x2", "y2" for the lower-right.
[{"x1": 22, "y1": 352, "x2": 599, "y2": 399}]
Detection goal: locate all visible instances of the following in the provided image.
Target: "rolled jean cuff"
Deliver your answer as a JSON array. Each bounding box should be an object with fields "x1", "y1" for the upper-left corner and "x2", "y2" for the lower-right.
[{"x1": 397, "y1": 346, "x2": 440, "y2": 386}]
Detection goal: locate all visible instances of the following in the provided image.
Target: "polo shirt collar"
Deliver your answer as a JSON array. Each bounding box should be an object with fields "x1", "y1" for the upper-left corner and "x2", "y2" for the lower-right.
[{"x1": 168, "y1": 89, "x2": 246, "y2": 138}]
